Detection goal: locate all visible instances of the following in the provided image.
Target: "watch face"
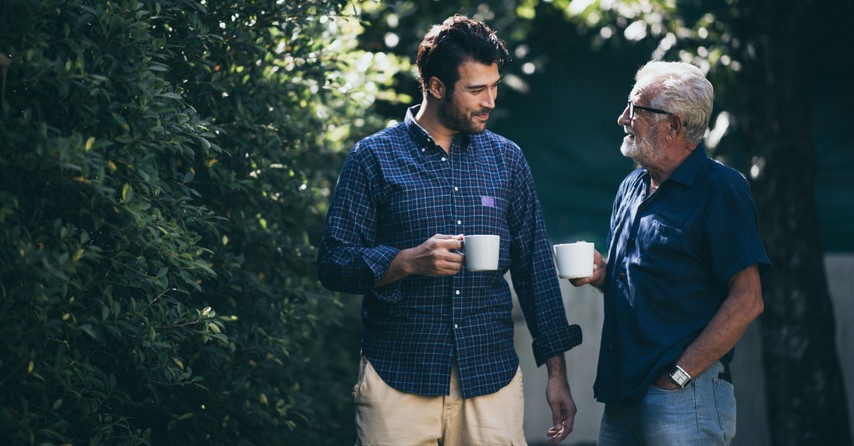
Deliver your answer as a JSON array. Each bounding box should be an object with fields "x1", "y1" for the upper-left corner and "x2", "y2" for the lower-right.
[{"x1": 670, "y1": 367, "x2": 691, "y2": 387}]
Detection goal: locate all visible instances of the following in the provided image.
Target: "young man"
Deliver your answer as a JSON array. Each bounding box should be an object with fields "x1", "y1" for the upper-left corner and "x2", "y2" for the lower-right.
[
  {"x1": 571, "y1": 61, "x2": 770, "y2": 445},
  {"x1": 317, "y1": 14, "x2": 581, "y2": 445}
]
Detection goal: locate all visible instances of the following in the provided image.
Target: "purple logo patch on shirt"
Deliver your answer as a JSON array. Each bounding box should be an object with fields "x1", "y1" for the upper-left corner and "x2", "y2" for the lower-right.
[{"x1": 481, "y1": 196, "x2": 495, "y2": 207}]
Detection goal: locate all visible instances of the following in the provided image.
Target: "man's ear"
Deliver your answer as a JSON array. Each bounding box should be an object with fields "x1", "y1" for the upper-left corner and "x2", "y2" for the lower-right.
[
  {"x1": 427, "y1": 76, "x2": 445, "y2": 100},
  {"x1": 668, "y1": 114, "x2": 683, "y2": 138}
]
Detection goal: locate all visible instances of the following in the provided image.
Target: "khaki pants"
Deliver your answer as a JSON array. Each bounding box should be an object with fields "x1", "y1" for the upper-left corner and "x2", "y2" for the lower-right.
[{"x1": 353, "y1": 357, "x2": 528, "y2": 446}]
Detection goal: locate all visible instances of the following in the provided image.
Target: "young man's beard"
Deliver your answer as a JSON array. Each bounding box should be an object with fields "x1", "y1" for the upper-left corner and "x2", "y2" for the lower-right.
[{"x1": 438, "y1": 93, "x2": 488, "y2": 134}]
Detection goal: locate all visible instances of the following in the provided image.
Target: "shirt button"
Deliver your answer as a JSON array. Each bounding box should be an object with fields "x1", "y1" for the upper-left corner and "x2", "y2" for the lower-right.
[
  {"x1": 454, "y1": 187, "x2": 459, "y2": 191},
  {"x1": 455, "y1": 290, "x2": 461, "y2": 295},
  {"x1": 454, "y1": 323, "x2": 460, "y2": 329},
  {"x1": 421, "y1": 148, "x2": 426, "y2": 152},
  {"x1": 456, "y1": 220, "x2": 462, "y2": 225},
  {"x1": 618, "y1": 272, "x2": 626, "y2": 280},
  {"x1": 441, "y1": 157, "x2": 447, "y2": 161}
]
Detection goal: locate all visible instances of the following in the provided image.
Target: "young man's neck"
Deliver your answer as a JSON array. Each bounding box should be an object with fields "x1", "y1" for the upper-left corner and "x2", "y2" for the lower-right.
[{"x1": 414, "y1": 98, "x2": 456, "y2": 153}]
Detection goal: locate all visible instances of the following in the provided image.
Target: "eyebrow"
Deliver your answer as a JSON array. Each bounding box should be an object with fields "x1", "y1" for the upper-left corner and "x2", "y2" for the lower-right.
[{"x1": 464, "y1": 77, "x2": 503, "y2": 90}]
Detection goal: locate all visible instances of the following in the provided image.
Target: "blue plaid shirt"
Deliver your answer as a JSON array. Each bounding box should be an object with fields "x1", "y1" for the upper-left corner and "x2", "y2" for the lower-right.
[{"x1": 317, "y1": 105, "x2": 581, "y2": 399}]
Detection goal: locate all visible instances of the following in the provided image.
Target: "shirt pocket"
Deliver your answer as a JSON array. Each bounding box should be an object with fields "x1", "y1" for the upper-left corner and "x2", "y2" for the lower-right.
[
  {"x1": 467, "y1": 194, "x2": 509, "y2": 236},
  {"x1": 636, "y1": 217, "x2": 684, "y2": 266}
]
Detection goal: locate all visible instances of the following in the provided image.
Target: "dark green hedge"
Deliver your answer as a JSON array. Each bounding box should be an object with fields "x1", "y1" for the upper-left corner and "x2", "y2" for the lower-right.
[{"x1": 0, "y1": 1, "x2": 400, "y2": 444}]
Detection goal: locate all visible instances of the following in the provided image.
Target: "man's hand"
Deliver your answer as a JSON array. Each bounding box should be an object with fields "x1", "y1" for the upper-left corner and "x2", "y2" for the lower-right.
[
  {"x1": 404, "y1": 234, "x2": 464, "y2": 276},
  {"x1": 651, "y1": 372, "x2": 680, "y2": 390},
  {"x1": 569, "y1": 249, "x2": 606, "y2": 290},
  {"x1": 544, "y1": 355, "x2": 576, "y2": 444},
  {"x1": 377, "y1": 234, "x2": 464, "y2": 286}
]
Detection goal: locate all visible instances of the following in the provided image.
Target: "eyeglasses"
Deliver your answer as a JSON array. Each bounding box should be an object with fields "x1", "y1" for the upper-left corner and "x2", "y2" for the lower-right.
[{"x1": 627, "y1": 101, "x2": 672, "y2": 121}]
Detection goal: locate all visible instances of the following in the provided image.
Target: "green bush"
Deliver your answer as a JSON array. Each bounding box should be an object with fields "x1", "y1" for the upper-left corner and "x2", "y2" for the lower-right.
[{"x1": 0, "y1": 0, "x2": 406, "y2": 444}]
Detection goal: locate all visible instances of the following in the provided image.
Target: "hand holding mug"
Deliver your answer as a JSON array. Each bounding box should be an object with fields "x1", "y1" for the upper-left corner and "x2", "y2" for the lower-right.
[
  {"x1": 406, "y1": 234, "x2": 464, "y2": 276},
  {"x1": 570, "y1": 249, "x2": 606, "y2": 289}
]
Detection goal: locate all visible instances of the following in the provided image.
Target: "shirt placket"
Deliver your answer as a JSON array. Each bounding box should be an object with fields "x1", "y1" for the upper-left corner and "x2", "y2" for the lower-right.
[{"x1": 447, "y1": 141, "x2": 466, "y2": 386}]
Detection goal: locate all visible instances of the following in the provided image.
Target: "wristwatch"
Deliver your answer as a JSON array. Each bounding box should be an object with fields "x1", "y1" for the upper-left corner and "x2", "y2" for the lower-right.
[{"x1": 668, "y1": 365, "x2": 693, "y2": 388}]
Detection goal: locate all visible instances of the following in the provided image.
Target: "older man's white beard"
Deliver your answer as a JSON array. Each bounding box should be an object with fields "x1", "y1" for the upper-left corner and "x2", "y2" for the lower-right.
[
  {"x1": 621, "y1": 132, "x2": 664, "y2": 167},
  {"x1": 620, "y1": 138, "x2": 638, "y2": 159}
]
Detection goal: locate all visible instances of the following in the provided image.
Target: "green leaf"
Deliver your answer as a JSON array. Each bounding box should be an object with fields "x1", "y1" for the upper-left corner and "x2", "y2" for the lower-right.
[
  {"x1": 111, "y1": 112, "x2": 129, "y2": 130},
  {"x1": 121, "y1": 183, "x2": 133, "y2": 203}
]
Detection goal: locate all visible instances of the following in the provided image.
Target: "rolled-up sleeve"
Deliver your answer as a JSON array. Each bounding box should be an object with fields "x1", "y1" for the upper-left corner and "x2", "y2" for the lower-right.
[
  {"x1": 507, "y1": 149, "x2": 582, "y2": 366},
  {"x1": 317, "y1": 146, "x2": 400, "y2": 295}
]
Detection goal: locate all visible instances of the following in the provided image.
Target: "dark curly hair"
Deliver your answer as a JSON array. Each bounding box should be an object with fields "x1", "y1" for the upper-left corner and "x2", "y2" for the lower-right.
[{"x1": 416, "y1": 15, "x2": 510, "y2": 95}]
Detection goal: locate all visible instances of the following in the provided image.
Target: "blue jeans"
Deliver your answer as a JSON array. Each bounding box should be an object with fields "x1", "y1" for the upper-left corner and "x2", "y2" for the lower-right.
[{"x1": 599, "y1": 362, "x2": 736, "y2": 446}]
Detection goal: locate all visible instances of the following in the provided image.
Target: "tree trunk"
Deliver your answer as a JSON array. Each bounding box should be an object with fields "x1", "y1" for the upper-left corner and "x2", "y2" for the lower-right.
[{"x1": 739, "y1": 0, "x2": 852, "y2": 444}]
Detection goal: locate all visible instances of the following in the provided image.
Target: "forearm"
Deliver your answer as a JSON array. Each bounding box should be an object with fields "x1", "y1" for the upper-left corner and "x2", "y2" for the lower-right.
[
  {"x1": 677, "y1": 302, "x2": 756, "y2": 377},
  {"x1": 674, "y1": 265, "x2": 764, "y2": 378},
  {"x1": 545, "y1": 353, "x2": 568, "y2": 380},
  {"x1": 376, "y1": 248, "x2": 413, "y2": 287}
]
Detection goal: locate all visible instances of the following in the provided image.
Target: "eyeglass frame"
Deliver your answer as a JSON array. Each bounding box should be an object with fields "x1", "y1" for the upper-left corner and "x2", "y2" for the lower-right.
[{"x1": 627, "y1": 101, "x2": 673, "y2": 121}]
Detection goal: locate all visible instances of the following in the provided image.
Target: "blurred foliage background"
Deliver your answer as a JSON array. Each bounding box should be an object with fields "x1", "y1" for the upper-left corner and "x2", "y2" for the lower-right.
[
  {"x1": 0, "y1": 0, "x2": 405, "y2": 444},
  {"x1": 0, "y1": 0, "x2": 851, "y2": 445}
]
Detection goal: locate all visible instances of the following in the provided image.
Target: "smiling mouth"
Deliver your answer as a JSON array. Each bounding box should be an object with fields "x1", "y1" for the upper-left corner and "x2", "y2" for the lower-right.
[{"x1": 623, "y1": 126, "x2": 635, "y2": 138}]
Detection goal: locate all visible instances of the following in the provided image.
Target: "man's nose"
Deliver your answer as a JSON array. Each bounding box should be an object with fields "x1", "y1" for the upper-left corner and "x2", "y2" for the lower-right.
[
  {"x1": 617, "y1": 105, "x2": 631, "y2": 126},
  {"x1": 483, "y1": 91, "x2": 496, "y2": 109}
]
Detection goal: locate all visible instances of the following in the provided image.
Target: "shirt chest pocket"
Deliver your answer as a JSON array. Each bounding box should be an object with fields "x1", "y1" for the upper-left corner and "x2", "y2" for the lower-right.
[
  {"x1": 637, "y1": 217, "x2": 684, "y2": 258},
  {"x1": 464, "y1": 193, "x2": 509, "y2": 235},
  {"x1": 377, "y1": 156, "x2": 511, "y2": 239}
]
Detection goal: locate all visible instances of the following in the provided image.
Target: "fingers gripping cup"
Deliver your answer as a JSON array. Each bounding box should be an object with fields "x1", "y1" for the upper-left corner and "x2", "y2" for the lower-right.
[
  {"x1": 554, "y1": 241, "x2": 594, "y2": 279},
  {"x1": 463, "y1": 235, "x2": 500, "y2": 272}
]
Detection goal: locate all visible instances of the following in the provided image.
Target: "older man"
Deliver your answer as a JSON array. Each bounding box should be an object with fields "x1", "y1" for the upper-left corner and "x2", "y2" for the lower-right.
[{"x1": 572, "y1": 61, "x2": 770, "y2": 445}]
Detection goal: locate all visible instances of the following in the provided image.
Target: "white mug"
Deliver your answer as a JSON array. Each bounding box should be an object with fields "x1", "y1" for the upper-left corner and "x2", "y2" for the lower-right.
[
  {"x1": 553, "y1": 241, "x2": 594, "y2": 279},
  {"x1": 463, "y1": 235, "x2": 500, "y2": 271}
]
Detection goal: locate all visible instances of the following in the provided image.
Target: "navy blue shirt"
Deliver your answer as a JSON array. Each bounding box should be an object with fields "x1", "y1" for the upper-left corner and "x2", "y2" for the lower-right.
[
  {"x1": 317, "y1": 106, "x2": 581, "y2": 399},
  {"x1": 596, "y1": 147, "x2": 770, "y2": 405}
]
